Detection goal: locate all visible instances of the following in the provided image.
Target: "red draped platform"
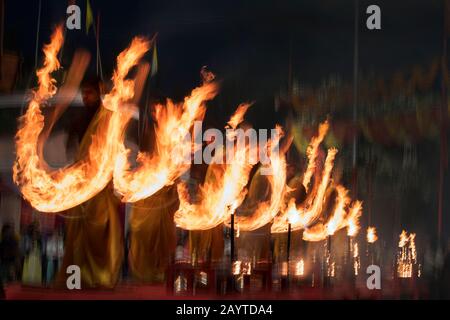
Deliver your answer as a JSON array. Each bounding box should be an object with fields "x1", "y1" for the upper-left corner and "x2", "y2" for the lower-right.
[{"x1": 4, "y1": 283, "x2": 395, "y2": 300}]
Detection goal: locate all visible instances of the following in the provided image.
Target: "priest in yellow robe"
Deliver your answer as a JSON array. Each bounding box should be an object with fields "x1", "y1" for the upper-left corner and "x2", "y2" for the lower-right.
[{"x1": 56, "y1": 78, "x2": 123, "y2": 289}]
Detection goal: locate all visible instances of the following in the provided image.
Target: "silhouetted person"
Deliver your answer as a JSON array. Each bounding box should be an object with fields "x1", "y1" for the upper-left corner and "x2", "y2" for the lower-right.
[{"x1": 67, "y1": 77, "x2": 103, "y2": 150}]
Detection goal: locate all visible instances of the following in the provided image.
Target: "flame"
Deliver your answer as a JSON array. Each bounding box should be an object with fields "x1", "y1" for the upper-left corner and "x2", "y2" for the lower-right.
[
  {"x1": 409, "y1": 233, "x2": 417, "y2": 261},
  {"x1": 113, "y1": 82, "x2": 218, "y2": 202},
  {"x1": 346, "y1": 200, "x2": 362, "y2": 237},
  {"x1": 227, "y1": 103, "x2": 250, "y2": 129},
  {"x1": 295, "y1": 185, "x2": 345, "y2": 242},
  {"x1": 233, "y1": 126, "x2": 287, "y2": 231},
  {"x1": 327, "y1": 260, "x2": 336, "y2": 278},
  {"x1": 398, "y1": 262, "x2": 412, "y2": 278},
  {"x1": 353, "y1": 242, "x2": 359, "y2": 258},
  {"x1": 14, "y1": 28, "x2": 366, "y2": 247},
  {"x1": 242, "y1": 261, "x2": 252, "y2": 275},
  {"x1": 303, "y1": 185, "x2": 362, "y2": 241},
  {"x1": 35, "y1": 26, "x2": 64, "y2": 100},
  {"x1": 173, "y1": 105, "x2": 254, "y2": 230},
  {"x1": 271, "y1": 147, "x2": 338, "y2": 233},
  {"x1": 301, "y1": 223, "x2": 328, "y2": 242},
  {"x1": 302, "y1": 120, "x2": 329, "y2": 192},
  {"x1": 297, "y1": 148, "x2": 338, "y2": 229},
  {"x1": 353, "y1": 242, "x2": 360, "y2": 275},
  {"x1": 102, "y1": 37, "x2": 150, "y2": 112},
  {"x1": 232, "y1": 260, "x2": 242, "y2": 275},
  {"x1": 271, "y1": 119, "x2": 364, "y2": 235},
  {"x1": 325, "y1": 185, "x2": 350, "y2": 236},
  {"x1": 13, "y1": 27, "x2": 147, "y2": 212},
  {"x1": 397, "y1": 230, "x2": 417, "y2": 278},
  {"x1": 286, "y1": 198, "x2": 300, "y2": 225},
  {"x1": 367, "y1": 227, "x2": 378, "y2": 243},
  {"x1": 399, "y1": 230, "x2": 409, "y2": 247}
]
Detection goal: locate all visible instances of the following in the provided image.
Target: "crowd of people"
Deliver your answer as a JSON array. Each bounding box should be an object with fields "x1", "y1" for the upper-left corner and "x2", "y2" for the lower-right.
[{"x1": 1, "y1": 219, "x2": 450, "y2": 295}]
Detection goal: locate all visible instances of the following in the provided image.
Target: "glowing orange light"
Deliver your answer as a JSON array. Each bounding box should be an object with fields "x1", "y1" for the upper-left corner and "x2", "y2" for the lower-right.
[{"x1": 13, "y1": 27, "x2": 148, "y2": 212}]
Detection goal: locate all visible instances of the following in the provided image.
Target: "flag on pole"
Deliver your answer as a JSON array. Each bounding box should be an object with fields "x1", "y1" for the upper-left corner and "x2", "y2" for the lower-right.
[
  {"x1": 86, "y1": 0, "x2": 94, "y2": 35},
  {"x1": 96, "y1": 12, "x2": 103, "y2": 79},
  {"x1": 150, "y1": 42, "x2": 158, "y2": 77}
]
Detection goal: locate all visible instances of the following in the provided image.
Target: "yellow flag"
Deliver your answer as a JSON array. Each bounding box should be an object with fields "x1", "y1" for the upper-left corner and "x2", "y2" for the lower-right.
[
  {"x1": 151, "y1": 43, "x2": 158, "y2": 77},
  {"x1": 86, "y1": 0, "x2": 94, "y2": 35}
]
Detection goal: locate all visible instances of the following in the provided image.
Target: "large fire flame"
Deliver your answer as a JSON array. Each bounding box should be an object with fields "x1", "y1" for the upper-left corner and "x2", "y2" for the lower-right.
[
  {"x1": 113, "y1": 81, "x2": 218, "y2": 202},
  {"x1": 270, "y1": 120, "x2": 364, "y2": 237},
  {"x1": 271, "y1": 121, "x2": 335, "y2": 233},
  {"x1": 270, "y1": 119, "x2": 364, "y2": 239},
  {"x1": 232, "y1": 125, "x2": 287, "y2": 231},
  {"x1": 302, "y1": 186, "x2": 362, "y2": 241},
  {"x1": 13, "y1": 26, "x2": 148, "y2": 212},
  {"x1": 173, "y1": 105, "x2": 254, "y2": 230},
  {"x1": 302, "y1": 184, "x2": 347, "y2": 241},
  {"x1": 302, "y1": 120, "x2": 329, "y2": 192},
  {"x1": 271, "y1": 147, "x2": 337, "y2": 233},
  {"x1": 325, "y1": 185, "x2": 351, "y2": 235},
  {"x1": 13, "y1": 27, "x2": 366, "y2": 245}
]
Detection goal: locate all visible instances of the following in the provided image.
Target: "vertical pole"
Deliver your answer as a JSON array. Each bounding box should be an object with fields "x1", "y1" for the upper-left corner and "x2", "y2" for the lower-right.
[
  {"x1": 352, "y1": 0, "x2": 360, "y2": 198},
  {"x1": 287, "y1": 223, "x2": 292, "y2": 274},
  {"x1": 367, "y1": 162, "x2": 373, "y2": 227},
  {"x1": 325, "y1": 235, "x2": 332, "y2": 287},
  {"x1": 34, "y1": 0, "x2": 42, "y2": 71},
  {"x1": 0, "y1": 0, "x2": 4, "y2": 80},
  {"x1": 438, "y1": 0, "x2": 449, "y2": 245},
  {"x1": 95, "y1": 12, "x2": 103, "y2": 81},
  {"x1": 327, "y1": 235, "x2": 332, "y2": 255},
  {"x1": 230, "y1": 213, "x2": 235, "y2": 263}
]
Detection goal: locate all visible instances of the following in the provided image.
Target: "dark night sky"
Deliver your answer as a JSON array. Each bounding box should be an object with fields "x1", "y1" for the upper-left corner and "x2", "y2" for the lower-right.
[
  {"x1": 2, "y1": 0, "x2": 444, "y2": 131},
  {"x1": 4, "y1": 0, "x2": 444, "y2": 100}
]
